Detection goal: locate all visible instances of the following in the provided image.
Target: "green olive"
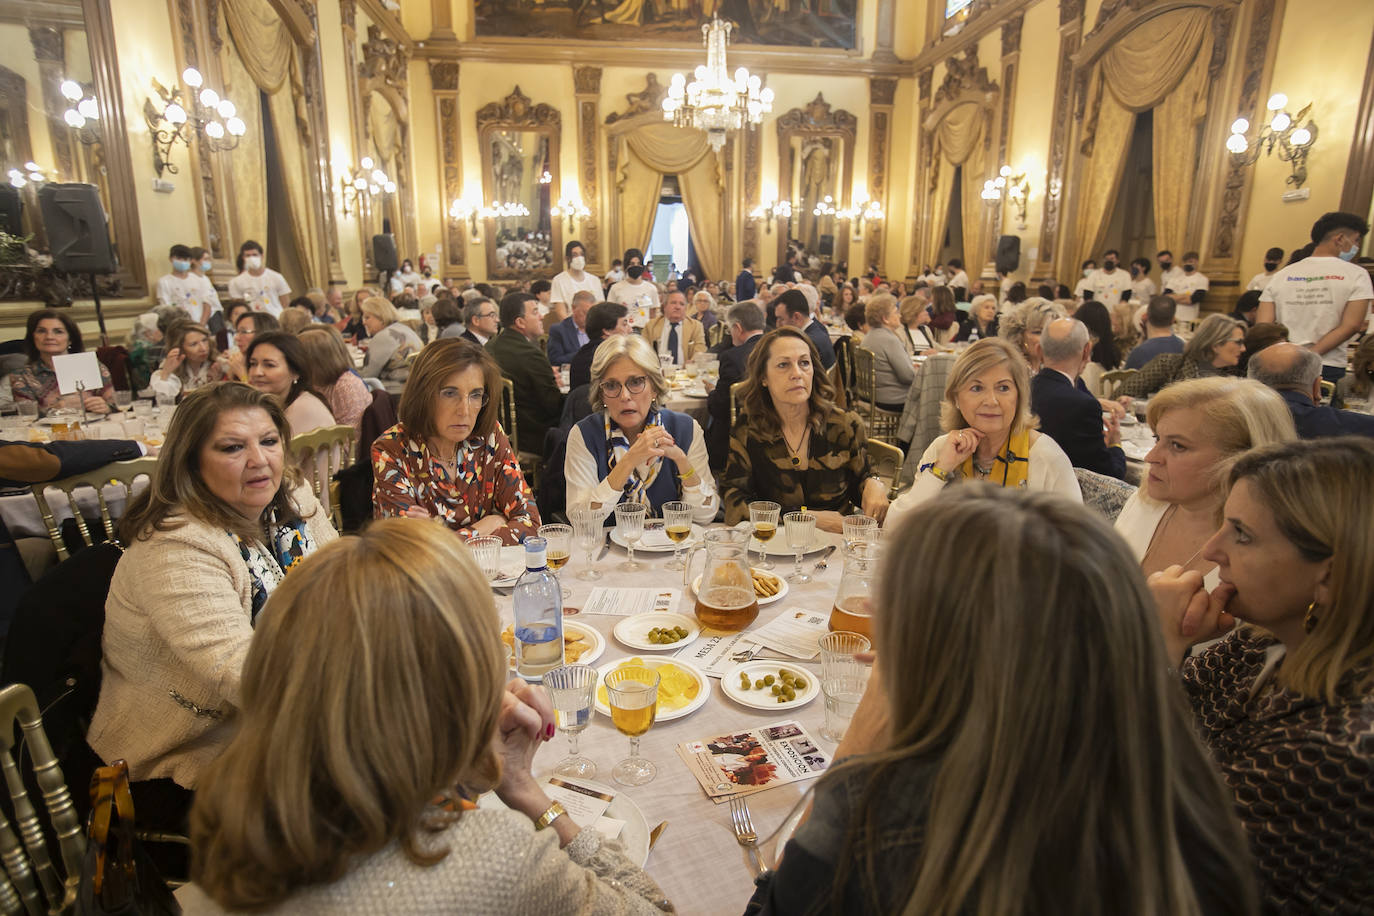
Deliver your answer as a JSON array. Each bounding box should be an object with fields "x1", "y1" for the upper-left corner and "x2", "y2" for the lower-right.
[
  {"x1": 753, "y1": 679, "x2": 764, "y2": 689},
  {"x1": 763, "y1": 674, "x2": 775, "y2": 686},
  {"x1": 793, "y1": 678, "x2": 807, "y2": 690}
]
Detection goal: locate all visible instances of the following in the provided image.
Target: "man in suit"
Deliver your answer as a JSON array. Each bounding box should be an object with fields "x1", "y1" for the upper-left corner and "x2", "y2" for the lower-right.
[
  {"x1": 644, "y1": 290, "x2": 706, "y2": 367},
  {"x1": 773, "y1": 289, "x2": 836, "y2": 370},
  {"x1": 460, "y1": 296, "x2": 498, "y2": 348},
  {"x1": 1031, "y1": 318, "x2": 1126, "y2": 479},
  {"x1": 1248, "y1": 342, "x2": 1374, "y2": 439},
  {"x1": 735, "y1": 258, "x2": 757, "y2": 303},
  {"x1": 486, "y1": 291, "x2": 563, "y2": 453},
  {"x1": 569, "y1": 301, "x2": 630, "y2": 392},
  {"x1": 546, "y1": 289, "x2": 596, "y2": 368},
  {"x1": 705, "y1": 301, "x2": 765, "y2": 470}
]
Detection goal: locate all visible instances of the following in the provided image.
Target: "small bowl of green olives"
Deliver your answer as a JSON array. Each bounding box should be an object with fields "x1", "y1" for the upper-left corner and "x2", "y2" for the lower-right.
[
  {"x1": 613, "y1": 612, "x2": 701, "y2": 651},
  {"x1": 722, "y1": 660, "x2": 820, "y2": 710}
]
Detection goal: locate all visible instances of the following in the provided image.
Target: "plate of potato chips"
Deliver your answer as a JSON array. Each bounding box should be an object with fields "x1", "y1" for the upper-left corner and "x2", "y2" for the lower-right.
[
  {"x1": 691, "y1": 567, "x2": 787, "y2": 607},
  {"x1": 501, "y1": 621, "x2": 604, "y2": 669}
]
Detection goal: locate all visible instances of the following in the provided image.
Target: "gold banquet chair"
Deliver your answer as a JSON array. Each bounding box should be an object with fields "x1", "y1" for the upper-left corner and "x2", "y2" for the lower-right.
[
  {"x1": 290, "y1": 424, "x2": 358, "y2": 528},
  {"x1": 500, "y1": 377, "x2": 543, "y2": 487},
  {"x1": 850, "y1": 347, "x2": 902, "y2": 444},
  {"x1": 31, "y1": 457, "x2": 158, "y2": 562},
  {"x1": 1098, "y1": 368, "x2": 1139, "y2": 400},
  {"x1": 729, "y1": 381, "x2": 747, "y2": 426},
  {"x1": 866, "y1": 438, "x2": 906, "y2": 500},
  {"x1": 0, "y1": 683, "x2": 86, "y2": 914}
]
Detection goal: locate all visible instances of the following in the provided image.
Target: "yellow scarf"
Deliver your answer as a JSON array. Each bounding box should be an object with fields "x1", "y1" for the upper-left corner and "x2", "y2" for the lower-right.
[{"x1": 956, "y1": 428, "x2": 1032, "y2": 489}]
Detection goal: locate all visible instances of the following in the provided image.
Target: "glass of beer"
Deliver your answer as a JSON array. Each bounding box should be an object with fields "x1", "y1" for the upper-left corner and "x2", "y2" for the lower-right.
[
  {"x1": 604, "y1": 666, "x2": 659, "y2": 786},
  {"x1": 661, "y1": 501, "x2": 692, "y2": 570},
  {"x1": 748, "y1": 500, "x2": 780, "y2": 570},
  {"x1": 538, "y1": 524, "x2": 573, "y2": 599}
]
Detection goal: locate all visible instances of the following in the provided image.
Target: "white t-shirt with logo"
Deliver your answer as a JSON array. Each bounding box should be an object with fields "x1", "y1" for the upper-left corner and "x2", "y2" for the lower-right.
[
  {"x1": 1259, "y1": 256, "x2": 1374, "y2": 368},
  {"x1": 227, "y1": 269, "x2": 291, "y2": 316},
  {"x1": 1085, "y1": 268, "x2": 1130, "y2": 307},
  {"x1": 1170, "y1": 271, "x2": 1209, "y2": 322},
  {"x1": 156, "y1": 272, "x2": 221, "y2": 320},
  {"x1": 1246, "y1": 270, "x2": 1278, "y2": 292},
  {"x1": 551, "y1": 270, "x2": 604, "y2": 307},
  {"x1": 1159, "y1": 266, "x2": 1187, "y2": 294},
  {"x1": 1131, "y1": 276, "x2": 1157, "y2": 303},
  {"x1": 607, "y1": 279, "x2": 660, "y2": 327}
]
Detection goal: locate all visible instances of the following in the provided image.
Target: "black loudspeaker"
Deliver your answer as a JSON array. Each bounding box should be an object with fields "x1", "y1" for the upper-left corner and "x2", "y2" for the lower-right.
[
  {"x1": 819, "y1": 233, "x2": 834, "y2": 257},
  {"x1": 371, "y1": 233, "x2": 398, "y2": 273},
  {"x1": 38, "y1": 183, "x2": 117, "y2": 274},
  {"x1": 995, "y1": 234, "x2": 1020, "y2": 275},
  {"x1": 0, "y1": 186, "x2": 21, "y2": 236}
]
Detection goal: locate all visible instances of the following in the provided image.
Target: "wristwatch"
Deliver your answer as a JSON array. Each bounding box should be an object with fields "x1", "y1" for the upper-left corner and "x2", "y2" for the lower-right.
[{"x1": 533, "y1": 800, "x2": 567, "y2": 831}]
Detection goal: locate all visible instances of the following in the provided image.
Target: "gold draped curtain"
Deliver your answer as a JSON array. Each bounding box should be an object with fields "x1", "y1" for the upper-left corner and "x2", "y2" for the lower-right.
[
  {"x1": 921, "y1": 156, "x2": 955, "y2": 271},
  {"x1": 221, "y1": 0, "x2": 320, "y2": 286},
  {"x1": 1074, "y1": 6, "x2": 1213, "y2": 269},
  {"x1": 615, "y1": 122, "x2": 724, "y2": 281},
  {"x1": 925, "y1": 101, "x2": 987, "y2": 275}
]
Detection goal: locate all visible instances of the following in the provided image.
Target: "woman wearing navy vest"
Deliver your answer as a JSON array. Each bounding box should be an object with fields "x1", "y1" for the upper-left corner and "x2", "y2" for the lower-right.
[{"x1": 564, "y1": 334, "x2": 718, "y2": 524}]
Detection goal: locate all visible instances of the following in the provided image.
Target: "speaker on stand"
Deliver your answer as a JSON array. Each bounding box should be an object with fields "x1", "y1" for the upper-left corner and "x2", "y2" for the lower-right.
[{"x1": 38, "y1": 183, "x2": 118, "y2": 343}]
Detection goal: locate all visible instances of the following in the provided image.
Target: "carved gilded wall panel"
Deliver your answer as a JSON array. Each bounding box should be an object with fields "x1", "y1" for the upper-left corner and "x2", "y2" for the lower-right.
[
  {"x1": 429, "y1": 60, "x2": 466, "y2": 278},
  {"x1": 574, "y1": 65, "x2": 602, "y2": 270}
]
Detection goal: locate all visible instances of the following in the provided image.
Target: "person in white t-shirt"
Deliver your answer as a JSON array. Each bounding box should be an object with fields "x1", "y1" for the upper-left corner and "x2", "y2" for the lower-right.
[
  {"x1": 226, "y1": 240, "x2": 290, "y2": 316},
  {"x1": 1156, "y1": 250, "x2": 1186, "y2": 296},
  {"x1": 944, "y1": 259, "x2": 970, "y2": 297},
  {"x1": 389, "y1": 260, "x2": 424, "y2": 294},
  {"x1": 550, "y1": 240, "x2": 602, "y2": 318},
  {"x1": 603, "y1": 258, "x2": 624, "y2": 290},
  {"x1": 1246, "y1": 246, "x2": 1285, "y2": 292},
  {"x1": 920, "y1": 265, "x2": 947, "y2": 287},
  {"x1": 1129, "y1": 257, "x2": 1156, "y2": 303},
  {"x1": 1084, "y1": 250, "x2": 1130, "y2": 307},
  {"x1": 1258, "y1": 211, "x2": 1373, "y2": 383},
  {"x1": 606, "y1": 248, "x2": 659, "y2": 327},
  {"x1": 1072, "y1": 259, "x2": 1097, "y2": 302},
  {"x1": 156, "y1": 243, "x2": 220, "y2": 325},
  {"x1": 1167, "y1": 251, "x2": 1209, "y2": 322}
]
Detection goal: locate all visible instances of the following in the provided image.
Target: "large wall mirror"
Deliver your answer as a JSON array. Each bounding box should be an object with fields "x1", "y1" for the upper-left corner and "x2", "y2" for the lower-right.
[
  {"x1": 776, "y1": 94, "x2": 856, "y2": 270},
  {"x1": 0, "y1": 0, "x2": 145, "y2": 299},
  {"x1": 477, "y1": 87, "x2": 561, "y2": 280}
]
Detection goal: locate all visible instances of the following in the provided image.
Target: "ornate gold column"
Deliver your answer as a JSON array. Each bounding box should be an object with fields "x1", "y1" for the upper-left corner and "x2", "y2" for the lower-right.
[
  {"x1": 430, "y1": 60, "x2": 467, "y2": 279},
  {"x1": 573, "y1": 66, "x2": 603, "y2": 271},
  {"x1": 742, "y1": 124, "x2": 762, "y2": 267},
  {"x1": 299, "y1": 2, "x2": 346, "y2": 285},
  {"x1": 908, "y1": 67, "x2": 933, "y2": 276},
  {"x1": 340, "y1": 0, "x2": 373, "y2": 276},
  {"x1": 991, "y1": 14, "x2": 1022, "y2": 269},
  {"x1": 1034, "y1": 0, "x2": 1084, "y2": 283},
  {"x1": 866, "y1": 78, "x2": 896, "y2": 271}
]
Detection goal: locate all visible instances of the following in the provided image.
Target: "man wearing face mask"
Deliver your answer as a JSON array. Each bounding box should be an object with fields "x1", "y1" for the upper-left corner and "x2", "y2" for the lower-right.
[
  {"x1": 227, "y1": 240, "x2": 291, "y2": 317},
  {"x1": 1129, "y1": 257, "x2": 1156, "y2": 303},
  {"x1": 157, "y1": 243, "x2": 219, "y2": 325},
  {"x1": 1258, "y1": 211, "x2": 1373, "y2": 384},
  {"x1": 1246, "y1": 246, "x2": 1286, "y2": 292},
  {"x1": 551, "y1": 240, "x2": 602, "y2": 319},
  {"x1": 1083, "y1": 249, "x2": 1129, "y2": 308},
  {"x1": 1155, "y1": 250, "x2": 1185, "y2": 295},
  {"x1": 607, "y1": 248, "x2": 660, "y2": 326},
  {"x1": 1072, "y1": 259, "x2": 1097, "y2": 303},
  {"x1": 1166, "y1": 252, "x2": 1209, "y2": 322}
]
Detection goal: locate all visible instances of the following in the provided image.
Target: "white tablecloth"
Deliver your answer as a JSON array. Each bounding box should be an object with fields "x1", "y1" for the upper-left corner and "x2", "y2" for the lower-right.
[
  {"x1": 0, "y1": 480, "x2": 149, "y2": 539},
  {"x1": 662, "y1": 391, "x2": 709, "y2": 426},
  {"x1": 497, "y1": 526, "x2": 847, "y2": 915}
]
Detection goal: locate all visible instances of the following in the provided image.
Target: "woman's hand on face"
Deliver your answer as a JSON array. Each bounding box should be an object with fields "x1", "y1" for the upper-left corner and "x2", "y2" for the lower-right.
[
  {"x1": 1147, "y1": 565, "x2": 1237, "y2": 662},
  {"x1": 935, "y1": 427, "x2": 983, "y2": 472},
  {"x1": 161, "y1": 347, "x2": 184, "y2": 374},
  {"x1": 226, "y1": 349, "x2": 246, "y2": 380},
  {"x1": 493, "y1": 679, "x2": 556, "y2": 810},
  {"x1": 813, "y1": 510, "x2": 845, "y2": 534}
]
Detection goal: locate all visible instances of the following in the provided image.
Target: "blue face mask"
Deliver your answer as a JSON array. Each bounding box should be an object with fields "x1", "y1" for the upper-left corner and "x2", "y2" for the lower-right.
[
  {"x1": 201, "y1": 259, "x2": 213, "y2": 271},
  {"x1": 171, "y1": 258, "x2": 190, "y2": 272},
  {"x1": 1339, "y1": 244, "x2": 1359, "y2": 262}
]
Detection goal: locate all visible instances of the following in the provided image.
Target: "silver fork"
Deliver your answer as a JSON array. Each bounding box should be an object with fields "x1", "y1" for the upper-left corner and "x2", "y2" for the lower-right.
[{"x1": 729, "y1": 796, "x2": 768, "y2": 877}]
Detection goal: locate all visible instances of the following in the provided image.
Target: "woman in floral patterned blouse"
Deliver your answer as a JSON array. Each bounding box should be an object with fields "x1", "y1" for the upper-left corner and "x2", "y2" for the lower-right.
[
  {"x1": 10, "y1": 308, "x2": 116, "y2": 414},
  {"x1": 372, "y1": 339, "x2": 539, "y2": 544}
]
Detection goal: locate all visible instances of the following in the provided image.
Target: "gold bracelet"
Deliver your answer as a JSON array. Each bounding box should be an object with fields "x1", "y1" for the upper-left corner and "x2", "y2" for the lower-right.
[
  {"x1": 534, "y1": 800, "x2": 566, "y2": 831},
  {"x1": 928, "y1": 465, "x2": 951, "y2": 482},
  {"x1": 680, "y1": 466, "x2": 698, "y2": 481}
]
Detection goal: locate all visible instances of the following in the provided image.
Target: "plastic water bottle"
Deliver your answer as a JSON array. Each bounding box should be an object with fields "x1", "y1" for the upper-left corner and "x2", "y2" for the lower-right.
[
  {"x1": 513, "y1": 536, "x2": 564, "y2": 680},
  {"x1": 968, "y1": 323, "x2": 980, "y2": 342}
]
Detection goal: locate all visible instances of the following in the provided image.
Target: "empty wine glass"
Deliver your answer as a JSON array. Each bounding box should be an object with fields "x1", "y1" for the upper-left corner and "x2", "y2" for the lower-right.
[
  {"x1": 661, "y1": 501, "x2": 692, "y2": 571},
  {"x1": 749, "y1": 501, "x2": 781, "y2": 570},
  {"x1": 113, "y1": 389, "x2": 133, "y2": 412},
  {"x1": 842, "y1": 513, "x2": 878, "y2": 550},
  {"x1": 569, "y1": 505, "x2": 604, "y2": 581},
  {"x1": 539, "y1": 523, "x2": 573, "y2": 599},
  {"x1": 604, "y1": 666, "x2": 659, "y2": 786},
  {"x1": 783, "y1": 510, "x2": 816, "y2": 584},
  {"x1": 541, "y1": 665, "x2": 599, "y2": 779},
  {"x1": 614, "y1": 503, "x2": 646, "y2": 572}
]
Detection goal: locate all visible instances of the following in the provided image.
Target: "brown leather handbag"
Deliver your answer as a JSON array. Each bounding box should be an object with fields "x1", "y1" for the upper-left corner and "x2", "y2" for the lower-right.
[{"x1": 76, "y1": 760, "x2": 180, "y2": 916}]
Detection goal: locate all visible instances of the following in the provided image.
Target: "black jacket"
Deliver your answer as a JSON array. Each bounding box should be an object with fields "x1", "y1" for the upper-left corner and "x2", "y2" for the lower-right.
[
  {"x1": 1279, "y1": 388, "x2": 1374, "y2": 440},
  {"x1": 1030, "y1": 368, "x2": 1126, "y2": 480},
  {"x1": 706, "y1": 333, "x2": 761, "y2": 470}
]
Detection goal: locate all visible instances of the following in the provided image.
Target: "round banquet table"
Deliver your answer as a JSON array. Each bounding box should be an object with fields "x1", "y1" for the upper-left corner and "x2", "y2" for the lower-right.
[{"x1": 494, "y1": 525, "x2": 849, "y2": 915}]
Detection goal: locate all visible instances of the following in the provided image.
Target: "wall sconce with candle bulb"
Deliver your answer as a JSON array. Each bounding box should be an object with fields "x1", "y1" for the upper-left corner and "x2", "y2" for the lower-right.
[
  {"x1": 550, "y1": 196, "x2": 589, "y2": 234},
  {"x1": 59, "y1": 79, "x2": 102, "y2": 145},
  {"x1": 448, "y1": 198, "x2": 530, "y2": 244},
  {"x1": 838, "y1": 198, "x2": 884, "y2": 241},
  {"x1": 748, "y1": 198, "x2": 792, "y2": 234},
  {"x1": 143, "y1": 67, "x2": 247, "y2": 178},
  {"x1": 981, "y1": 166, "x2": 1030, "y2": 229},
  {"x1": 1226, "y1": 93, "x2": 1317, "y2": 189},
  {"x1": 338, "y1": 156, "x2": 395, "y2": 218}
]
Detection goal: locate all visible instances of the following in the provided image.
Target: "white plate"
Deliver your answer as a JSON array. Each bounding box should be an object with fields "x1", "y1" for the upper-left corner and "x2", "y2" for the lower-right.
[
  {"x1": 490, "y1": 545, "x2": 529, "y2": 587},
  {"x1": 594, "y1": 656, "x2": 710, "y2": 722},
  {"x1": 721, "y1": 660, "x2": 820, "y2": 711},
  {"x1": 751, "y1": 530, "x2": 830, "y2": 556},
  {"x1": 691, "y1": 569, "x2": 788, "y2": 607},
  {"x1": 610, "y1": 522, "x2": 705, "y2": 553},
  {"x1": 479, "y1": 780, "x2": 651, "y2": 866},
  {"x1": 502, "y1": 621, "x2": 604, "y2": 670},
  {"x1": 613, "y1": 612, "x2": 701, "y2": 652}
]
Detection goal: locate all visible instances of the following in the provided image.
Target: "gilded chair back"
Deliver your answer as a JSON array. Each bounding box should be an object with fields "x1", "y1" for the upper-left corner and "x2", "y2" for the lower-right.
[
  {"x1": 290, "y1": 424, "x2": 358, "y2": 528},
  {"x1": 30, "y1": 457, "x2": 158, "y2": 562}
]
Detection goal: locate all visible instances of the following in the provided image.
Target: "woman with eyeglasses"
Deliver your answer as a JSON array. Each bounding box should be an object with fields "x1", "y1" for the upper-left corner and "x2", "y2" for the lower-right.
[
  {"x1": 565, "y1": 334, "x2": 718, "y2": 523},
  {"x1": 372, "y1": 339, "x2": 539, "y2": 544}
]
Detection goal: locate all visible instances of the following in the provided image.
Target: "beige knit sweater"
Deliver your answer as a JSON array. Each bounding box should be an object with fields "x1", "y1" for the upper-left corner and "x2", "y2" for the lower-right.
[
  {"x1": 176, "y1": 808, "x2": 674, "y2": 915},
  {"x1": 87, "y1": 485, "x2": 337, "y2": 788}
]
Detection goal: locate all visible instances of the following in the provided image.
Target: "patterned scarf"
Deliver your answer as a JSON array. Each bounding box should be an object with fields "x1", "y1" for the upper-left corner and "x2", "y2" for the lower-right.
[
  {"x1": 955, "y1": 427, "x2": 1032, "y2": 489},
  {"x1": 606, "y1": 407, "x2": 664, "y2": 508},
  {"x1": 230, "y1": 513, "x2": 313, "y2": 624}
]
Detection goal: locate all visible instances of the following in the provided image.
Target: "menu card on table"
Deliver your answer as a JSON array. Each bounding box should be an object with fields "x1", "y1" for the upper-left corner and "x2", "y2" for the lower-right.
[
  {"x1": 673, "y1": 608, "x2": 828, "y2": 678},
  {"x1": 583, "y1": 587, "x2": 682, "y2": 616},
  {"x1": 544, "y1": 777, "x2": 625, "y2": 841},
  {"x1": 675, "y1": 720, "x2": 830, "y2": 803}
]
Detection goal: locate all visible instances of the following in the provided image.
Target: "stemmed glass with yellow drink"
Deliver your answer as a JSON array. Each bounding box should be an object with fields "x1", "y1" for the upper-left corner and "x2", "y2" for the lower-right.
[
  {"x1": 538, "y1": 523, "x2": 573, "y2": 599},
  {"x1": 662, "y1": 501, "x2": 692, "y2": 571},
  {"x1": 604, "y1": 666, "x2": 659, "y2": 786},
  {"x1": 748, "y1": 501, "x2": 780, "y2": 571}
]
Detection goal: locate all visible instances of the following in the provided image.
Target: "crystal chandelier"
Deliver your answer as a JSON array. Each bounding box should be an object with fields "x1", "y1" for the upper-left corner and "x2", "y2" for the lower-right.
[{"x1": 662, "y1": 17, "x2": 773, "y2": 153}]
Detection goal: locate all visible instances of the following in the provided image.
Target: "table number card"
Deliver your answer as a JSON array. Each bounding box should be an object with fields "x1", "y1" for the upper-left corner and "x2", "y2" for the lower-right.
[{"x1": 52, "y1": 352, "x2": 105, "y2": 396}]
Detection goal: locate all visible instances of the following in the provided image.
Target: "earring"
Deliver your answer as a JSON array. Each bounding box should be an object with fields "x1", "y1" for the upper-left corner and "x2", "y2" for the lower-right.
[{"x1": 1303, "y1": 600, "x2": 1320, "y2": 633}]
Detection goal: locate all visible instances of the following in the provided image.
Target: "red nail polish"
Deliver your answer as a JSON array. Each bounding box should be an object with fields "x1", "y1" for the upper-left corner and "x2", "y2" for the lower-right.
[{"x1": 545, "y1": 723, "x2": 555, "y2": 739}]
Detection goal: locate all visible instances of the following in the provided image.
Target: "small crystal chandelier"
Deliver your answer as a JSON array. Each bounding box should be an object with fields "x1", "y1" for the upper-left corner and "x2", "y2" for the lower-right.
[{"x1": 662, "y1": 16, "x2": 773, "y2": 153}]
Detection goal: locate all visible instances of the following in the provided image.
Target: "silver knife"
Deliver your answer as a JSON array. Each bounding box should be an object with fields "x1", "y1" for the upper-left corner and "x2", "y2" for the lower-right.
[
  {"x1": 595, "y1": 532, "x2": 611, "y2": 562},
  {"x1": 813, "y1": 544, "x2": 838, "y2": 572}
]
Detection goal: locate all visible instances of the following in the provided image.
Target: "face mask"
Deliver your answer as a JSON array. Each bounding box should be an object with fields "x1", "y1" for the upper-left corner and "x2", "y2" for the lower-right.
[
  {"x1": 1263, "y1": 261, "x2": 1278, "y2": 272},
  {"x1": 627, "y1": 265, "x2": 645, "y2": 280},
  {"x1": 570, "y1": 255, "x2": 586, "y2": 271},
  {"x1": 1130, "y1": 265, "x2": 1141, "y2": 277},
  {"x1": 171, "y1": 259, "x2": 190, "y2": 272},
  {"x1": 1158, "y1": 261, "x2": 1172, "y2": 271},
  {"x1": 1104, "y1": 260, "x2": 1117, "y2": 270},
  {"x1": 1183, "y1": 263, "x2": 1196, "y2": 273},
  {"x1": 201, "y1": 259, "x2": 213, "y2": 272},
  {"x1": 1339, "y1": 244, "x2": 1358, "y2": 262},
  {"x1": 244, "y1": 255, "x2": 262, "y2": 270},
  {"x1": 1083, "y1": 269, "x2": 1093, "y2": 278}
]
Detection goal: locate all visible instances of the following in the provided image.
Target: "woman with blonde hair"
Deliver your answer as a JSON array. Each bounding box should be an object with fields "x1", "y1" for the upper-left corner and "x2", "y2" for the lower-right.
[
  {"x1": 297, "y1": 324, "x2": 371, "y2": 433},
  {"x1": 897, "y1": 294, "x2": 937, "y2": 355},
  {"x1": 565, "y1": 333, "x2": 717, "y2": 523},
  {"x1": 1115, "y1": 377, "x2": 1295, "y2": 580},
  {"x1": 183, "y1": 518, "x2": 671, "y2": 914},
  {"x1": 1151, "y1": 437, "x2": 1374, "y2": 911},
  {"x1": 360, "y1": 296, "x2": 423, "y2": 390},
  {"x1": 150, "y1": 321, "x2": 230, "y2": 400},
  {"x1": 722, "y1": 327, "x2": 888, "y2": 530},
  {"x1": 998, "y1": 297, "x2": 1066, "y2": 373},
  {"x1": 1119, "y1": 314, "x2": 1247, "y2": 398},
  {"x1": 748, "y1": 486, "x2": 1259, "y2": 914},
  {"x1": 885, "y1": 337, "x2": 1080, "y2": 530}
]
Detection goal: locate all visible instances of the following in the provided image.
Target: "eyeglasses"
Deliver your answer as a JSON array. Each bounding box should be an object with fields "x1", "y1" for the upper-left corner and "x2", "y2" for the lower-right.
[
  {"x1": 440, "y1": 387, "x2": 489, "y2": 408},
  {"x1": 599, "y1": 375, "x2": 649, "y2": 398},
  {"x1": 477, "y1": 311, "x2": 497, "y2": 320}
]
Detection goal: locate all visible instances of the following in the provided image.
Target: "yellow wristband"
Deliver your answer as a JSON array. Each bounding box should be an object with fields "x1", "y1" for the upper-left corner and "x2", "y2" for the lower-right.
[
  {"x1": 534, "y1": 801, "x2": 566, "y2": 831},
  {"x1": 928, "y1": 465, "x2": 951, "y2": 482},
  {"x1": 680, "y1": 466, "x2": 697, "y2": 481}
]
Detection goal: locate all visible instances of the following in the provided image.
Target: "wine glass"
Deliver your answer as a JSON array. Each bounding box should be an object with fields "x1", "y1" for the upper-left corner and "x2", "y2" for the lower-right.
[
  {"x1": 614, "y1": 503, "x2": 646, "y2": 572},
  {"x1": 842, "y1": 513, "x2": 878, "y2": 550},
  {"x1": 113, "y1": 389, "x2": 133, "y2": 412},
  {"x1": 661, "y1": 501, "x2": 692, "y2": 571},
  {"x1": 783, "y1": 510, "x2": 816, "y2": 584},
  {"x1": 569, "y1": 506, "x2": 604, "y2": 581},
  {"x1": 604, "y1": 666, "x2": 659, "y2": 786},
  {"x1": 539, "y1": 523, "x2": 573, "y2": 599},
  {"x1": 749, "y1": 501, "x2": 781, "y2": 571},
  {"x1": 541, "y1": 665, "x2": 599, "y2": 779}
]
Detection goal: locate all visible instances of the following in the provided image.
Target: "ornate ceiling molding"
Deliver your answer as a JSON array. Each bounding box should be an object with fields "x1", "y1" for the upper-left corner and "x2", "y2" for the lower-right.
[{"x1": 477, "y1": 86, "x2": 561, "y2": 130}]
